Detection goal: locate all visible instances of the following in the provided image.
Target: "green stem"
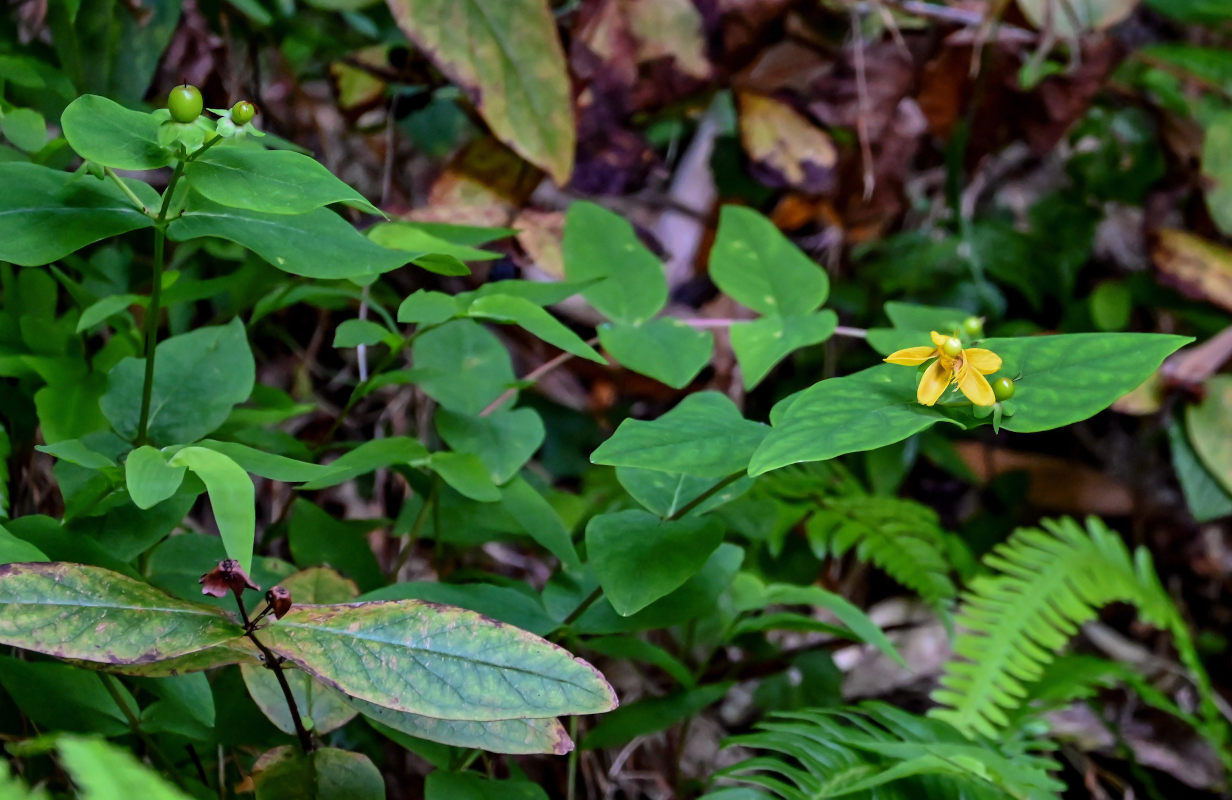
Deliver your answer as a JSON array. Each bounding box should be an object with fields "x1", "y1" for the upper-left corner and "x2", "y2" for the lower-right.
[
  {"x1": 234, "y1": 591, "x2": 314, "y2": 754},
  {"x1": 101, "y1": 674, "x2": 187, "y2": 789},
  {"x1": 667, "y1": 470, "x2": 744, "y2": 521},
  {"x1": 104, "y1": 167, "x2": 150, "y2": 214},
  {"x1": 135, "y1": 161, "x2": 186, "y2": 446},
  {"x1": 566, "y1": 716, "x2": 579, "y2": 800},
  {"x1": 388, "y1": 476, "x2": 438, "y2": 579}
]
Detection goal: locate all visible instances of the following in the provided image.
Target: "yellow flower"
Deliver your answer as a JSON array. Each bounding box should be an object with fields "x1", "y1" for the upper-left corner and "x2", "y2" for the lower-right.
[{"x1": 885, "y1": 331, "x2": 1003, "y2": 407}]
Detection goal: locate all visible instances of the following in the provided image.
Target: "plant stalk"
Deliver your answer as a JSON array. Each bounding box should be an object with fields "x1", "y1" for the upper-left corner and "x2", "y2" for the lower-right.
[{"x1": 234, "y1": 591, "x2": 314, "y2": 754}]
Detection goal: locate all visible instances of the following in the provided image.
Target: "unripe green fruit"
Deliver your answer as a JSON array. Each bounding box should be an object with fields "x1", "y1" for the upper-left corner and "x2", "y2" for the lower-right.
[
  {"x1": 961, "y1": 316, "x2": 984, "y2": 339},
  {"x1": 941, "y1": 337, "x2": 963, "y2": 358},
  {"x1": 231, "y1": 100, "x2": 256, "y2": 125},
  {"x1": 168, "y1": 84, "x2": 203, "y2": 123},
  {"x1": 992, "y1": 376, "x2": 1016, "y2": 401}
]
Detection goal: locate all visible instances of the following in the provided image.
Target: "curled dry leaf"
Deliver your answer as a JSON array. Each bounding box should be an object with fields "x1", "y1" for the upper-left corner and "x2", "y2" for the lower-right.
[{"x1": 737, "y1": 91, "x2": 837, "y2": 195}]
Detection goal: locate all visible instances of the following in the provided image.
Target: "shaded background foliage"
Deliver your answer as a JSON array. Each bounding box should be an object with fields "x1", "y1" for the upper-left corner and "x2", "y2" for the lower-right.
[{"x1": 5, "y1": 0, "x2": 1232, "y2": 798}]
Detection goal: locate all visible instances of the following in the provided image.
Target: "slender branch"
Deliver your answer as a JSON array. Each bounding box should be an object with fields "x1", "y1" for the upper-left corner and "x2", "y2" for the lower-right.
[
  {"x1": 233, "y1": 592, "x2": 314, "y2": 754},
  {"x1": 677, "y1": 317, "x2": 868, "y2": 339},
  {"x1": 104, "y1": 168, "x2": 150, "y2": 214},
  {"x1": 479, "y1": 336, "x2": 600, "y2": 418}
]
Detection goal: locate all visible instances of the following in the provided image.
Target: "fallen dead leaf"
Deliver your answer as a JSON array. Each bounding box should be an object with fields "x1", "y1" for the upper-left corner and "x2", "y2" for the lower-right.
[
  {"x1": 955, "y1": 441, "x2": 1134, "y2": 515},
  {"x1": 737, "y1": 91, "x2": 838, "y2": 195},
  {"x1": 409, "y1": 137, "x2": 541, "y2": 227},
  {"x1": 1152, "y1": 228, "x2": 1232, "y2": 313}
]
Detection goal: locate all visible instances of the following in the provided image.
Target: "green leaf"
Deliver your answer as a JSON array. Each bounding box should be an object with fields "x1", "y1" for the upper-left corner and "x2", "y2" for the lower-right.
[
  {"x1": 598, "y1": 319, "x2": 712, "y2": 388},
  {"x1": 36, "y1": 438, "x2": 117, "y2": 471},
  {"x1": 287, "y1": 499, "x2": 384, "y2": 592},
  {"x1": 730, "y1": 311, "x2": 837, "y2": 389},
  {"x1": 77, "y1": 294, "x2": 144, "y2": 332},
  {"x1": 592, "y1": 392, "x2": 768, "y2": 477},
  {"x1": 709, "y1": 205, "x2": 829, "y2": 316},
  {"x1": 361, "y1": 700, "x2": 571, "y2": 755},
  {"x1": 412, "y1": 252, "x2": 472, "y2": 276},
  {"x1": 1146, "y1": 0, "x2": 1232, "y2": 23},
  {"x1": 429, "y1": 451, "x2": 502, "y2": 501},
  {"x1": 468, "y1": 294, "x2": 605, "y2": 363},
  {"x1": 411, "y1": 320, "x2": 515, "y2": 415},
  {"x1": 1170, "y1": 420, "x2": 1232, "y2": 522},
  {"x1": 195, "y1": 439, "x2": 332, "y2": 483},
  {"x1": 425, "y1": 772, "x2": 551, "y2": 800},
  {"x1": 385, "y1": 0, "x2": 574, "y2": 182},
  {"x1": 1, "y1": 107, "x2": 47, "y2": 153},
  {"x1": 581, "y1": 682, "x2": 733, "y2": 750},
  {"x1": 362, "y1": 580, "x2": 556, "y2": 636},
  {"x1": 241, "y1": 664, "x2": 358, "y2": 736},
  {"x1": 0, "y1": 562, "x2": 242, "y2": 664},
  {"x1": 124, "y1": 445, "x2": 186, "y2": 509},
  {"x1": 616, "y1": 468, "x2": 751, "y2": 519},
  {"x1": 101, "y1": 319, "x2": 255, "y2": 445},
  {"x1": 749, "y1": 365, "x2": 957, "y2": 476},
  {"x1": 0, "y1": 657, "x2": 132, "y2": 736},
  {"x1": 34, "y1": 374, "x2": 110, "y2": 445},
  {"x1": 986, "y1": 333, "x2": 1191, "y2": 433},
  {"x1": 60, "y1": 95, "x2": 172, "y2": 171},
  {"x1": 138, "y1": 672, "x2": 216, "y2": 740},
  {"x1": 253, "y1": 747, "x2": 384, "y2": 800},
  {"x1": 397, "y1": 290, "x2": 462, "y2": 325},
  {"x1": 1200, "y1": 112, "x2": 1232, "y2": 235},
  {"x1": 883, "y1": 301, "x2": 971, "y2": 334},
  {"x1": 436, "y1": 407, "x2": 545, "y2": 485},
  {"x1": 260, "y1": 600, "x2": 618, "y2": 721},
  {"x1": 0, "y1": 523, "x2": 49, "y2": 562},
  {"x1": 1185, "y1": 375, "x2": 1232, "y2": 498},
  {"x1": 563, "y1": 201, "x2": 666, "y2": 324},
  {"x1": 189, "y1": 147, "x2": 381, "y2": 215},
  {"x1": 168, "y1": 198, "x2": 414, "y2": 281},
  {"x1": 500, "y1": 476, "x2": 582, "y2": 570},
  {"x1": 299, "y1": 437, "x2": 431, "y2": 490},
  {"x1": 333, "y1": 319, "x2": 395, "y2": 348},
  {"x1": 586, "y1": 510, "x2": 724, "y2": 616},
  {"x1": 168, "y1": 447, "x2": 256, "y2": 572},
  {"x1": 58, "y1": 736, "x2": 194, "y2": 800},
  {"x1": 369, "y1": 222, "x2": 502, "y2": 261},
  {"x1": 0, "y1": 163, "x2": 155, "y2": 266}
]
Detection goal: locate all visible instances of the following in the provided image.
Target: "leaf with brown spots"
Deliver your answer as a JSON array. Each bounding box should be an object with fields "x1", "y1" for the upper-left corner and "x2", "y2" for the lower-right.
[
  {"x1": 0, "y1": 562, "x2": 245, "y2": 666},
  {"x1": 260, "y1": 600, "x2": 618, "y2": 721}
]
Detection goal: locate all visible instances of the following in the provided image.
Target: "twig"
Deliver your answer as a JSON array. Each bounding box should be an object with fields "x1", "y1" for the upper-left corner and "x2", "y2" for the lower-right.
[
  {"x1": 677, "y1": 317, "x2": 868, "y2": 339},
  {"x1": 233, "y1": 592, "x2": 314, "y2": 753},
  {"x1": 851, "y1": 7, "x2": 876, "y2": 201},
  {"x1": 478, "y1": 337, "x2": 600, "y2": 418}
]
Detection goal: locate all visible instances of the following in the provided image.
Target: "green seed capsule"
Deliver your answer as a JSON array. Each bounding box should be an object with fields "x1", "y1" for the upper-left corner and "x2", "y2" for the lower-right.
[{"x1": 992, "y1": 376, "x2": 1016, "y2": 401}]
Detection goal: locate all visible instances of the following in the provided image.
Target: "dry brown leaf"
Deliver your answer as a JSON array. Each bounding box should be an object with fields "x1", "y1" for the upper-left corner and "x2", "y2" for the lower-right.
[
  {"x1": 514, "y1": 209, "x2": 566, "y2": 279},
  {"x1": 409, "y1": 137, "x2": 541, "y2": 227},
  {"x1": 955, "y1": 441, "x2": 1134, "y2": 515},
  {"x1": 1152, "y1": 228, "x2": 1232, "y2": 313},
  {"x1": 737, "y1": 91, "x2": 838, "y2": 195}
]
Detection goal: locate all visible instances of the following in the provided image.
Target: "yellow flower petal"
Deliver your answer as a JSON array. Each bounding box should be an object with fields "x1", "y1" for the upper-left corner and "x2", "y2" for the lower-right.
[
  {"x1": 884, "y1": 346, "x2": 938, "y2": 366},
  {"x1": 963, "y1": 348, "x2": 1002, "y2": 374},
  {"x1": 917, "y1": 359, "x2": 952, "y2": 406},
  {"x1": 929, "y1": 330, "x2": 949, "y2": 348},
  {"x1": 957, "y1": 362, "x2": 995, "y2": 406}
]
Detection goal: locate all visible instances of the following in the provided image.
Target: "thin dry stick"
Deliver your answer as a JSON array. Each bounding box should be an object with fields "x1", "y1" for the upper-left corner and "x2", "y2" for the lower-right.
[
  {"x1": 478, "y1": 337, "x2": 600, "y2": 417},
  {"x1": 851, "y1": 7, "x2": 876, "y2": 201}
]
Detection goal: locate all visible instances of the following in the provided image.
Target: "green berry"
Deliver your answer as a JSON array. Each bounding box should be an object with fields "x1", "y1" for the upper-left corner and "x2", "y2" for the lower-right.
[
  {"x1": 961, "y1": 316, "x2": 984, "y2": 339},
  {"x1": 168, "y1": 84, "x2": 203, "y2": 124},
  {"x1": 231, "y1": 100, "x2": 256, "y2": 126},
  {"x1": 941, "y1": 337, "x2": 963, "y2": 358},
  {"x1": 992, "y1": 376, "x2": 1016, "y2": 401}
]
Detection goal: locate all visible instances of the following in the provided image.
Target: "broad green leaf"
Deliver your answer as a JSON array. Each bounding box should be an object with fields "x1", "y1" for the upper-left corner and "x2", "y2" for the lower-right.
[
  {"x1": 586, "y1": 510, "x2": 724, "y2": 616},
  {"x1": 0, "y1": 562, "x2": 242, "y2": 664},
  {"x1": 425, "y1": 772, "x2": 551, "y2": 800},
  {"x1": 436, "y1": 407, "x2": 545, "y2": 485},
  {"x1": 61, "y1": 95, "x2": 172, "y2": 170},
  {"x1": 360, "y1": 700, "x2": 571, "y2": 754},
  {"x1": 168, "y1": 198, "x2": 414, "y2": 281},
  {"x1": 0, "y1": 657, "x2": 132, "y2": 736},
  {"x1": 581, "y1": 682, "x2": 733, "y2": 750},
  {"x1": 616, "y1": 467, "x2": 752, "y2": 519},
  {"x1": 369, "y1": 222, "x2": 502, "y2": 261},
  {"x1": 1145, "y1": 0, "x2": 1232, "y2": 23},
  {"x1": 2, "y1": 107, "x2": 47, "y2": 152},
  {"x1": 429, "y1": 451, "x2": 501, "y2": 501},
  {"x1": 0, "y1": 523, "x2": 49, "y2": 562},
  {"x1": 386, "y1": 0, "x2": 574, "y2": 182},
  {"x1": 241, "y1": 664, "x2": 358, "y2": 736},
  {"x1": 583, "y1": 635, "x2": 696, "y2": 688},
  {"x1": 730, "y1": 311, "x2": 838, "y2": 388},
  {"x1": 189, "y1": 147, "x2": 381, "y2": 215},
  {"x1": 1185, "y1": 375, "x2": 1232, "y2": 498},
  {"x1": 469, "y1": 294, "x2": 605, "y2": 363},
  {"x1": 732, "y1": 574, "x2": 908, "y2": 668},
  {"x1": 500, "y1": 476, "x2": 582, "y2": 570},
  {"x1": 411, "y1": 319, "x2": 515, "y2": 415},
  {"x1": 412, "y1": 253, "x2": 471, "y2": 276},
  {"x1": 92, "y1": 638, "x2": 259, "y2": 676},
  {"x1": 986, "y1": 333, "x2": 1191, "y2": 432},
  {"x1": 139, "y1": 672, "x2": 216, "y2": 740},
  {"x1": 333, "y1": 319, "x2": 396, "y2": 348},
  {"x1": 145, "y1": 533, "x2": 295, "y2": 609},
  {"x1": 1170, "y1": 420, "x2": 1232, "y2": 522},
  {"x1": 749, "y1": 365, "x2": 957, "y2": 476},
  {"x1": 253, "y1": 747, "x2": 383, "y2": 800},
  {"x1": 278, "y1": 566, "x2": 362, "y2": 604},
  {"x1": 362, "y1": 580, "x2": 557, "y2": 636},
  {"x1": 1204, "y1": 111, "x2": 1232, "y2": 238},
  {"x1": 261, "y1": 600, "x2": 618, "y2": 720},
  {"x1": 58, "y1": 736, "x2": 193, "y2": 800},
  {"x1": 77, "y1": 294, "x2": 144, "y2": 332},
  {"x1": 168, "y1": 447, "x2": 256, "y2": 572},
  {"x1": 466, "y1": 278, "x2": 595, "y2": 306},
  {"x1": 0, "y1": 163, "x2": 155, "y2": 266},
  {"x1": 34, "y1": 374, "x2": 111, "y2": 445},
  {"x1": 100, "y1": 318, "x2": 255, "y2": 445},
  {"x1": 592, "y1": 392, "x2": 768, "y2": 477},
  {"x1": 287, "y1": 499, "x2": 384, "y2": 592},
  {"x1": 397, "y1": 290, "x2": 461, "y2": 325},
  {"x1": 300, "y1": 437, "x2": 431, "y2": 490},
  {"x1": 195, "y1": 439, "x2": 332, "y2": 483},
  {"x1": 36, "y1": 438, "x2": 116, "y2": 470},
  {"x1": 563, "y1": 202, "x2": 666, "y2": 324},
  {"x1": 599, "y1": 319, "x2": 712, "y2": 388},
  {"x1": 709, "y1": 205, "x2": 829, "y2": 316},
  {"x1": 125, "y1": 445, "x2": 186, "y2": 509}
]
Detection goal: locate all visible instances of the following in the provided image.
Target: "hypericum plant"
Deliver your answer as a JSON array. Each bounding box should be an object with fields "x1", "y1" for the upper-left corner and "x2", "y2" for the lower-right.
[{"x1": 0, "y1": 82, "x2": 1219, "y2": 796}]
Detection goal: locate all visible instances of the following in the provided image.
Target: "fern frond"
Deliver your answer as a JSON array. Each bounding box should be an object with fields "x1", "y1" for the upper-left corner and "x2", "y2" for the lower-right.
[
  {"x1": 709, "y1": 702, "x2": 1062, "y2": 800},
  {"x1": 931, "y1": 517, "x2": 1183, "y2": 739}
]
